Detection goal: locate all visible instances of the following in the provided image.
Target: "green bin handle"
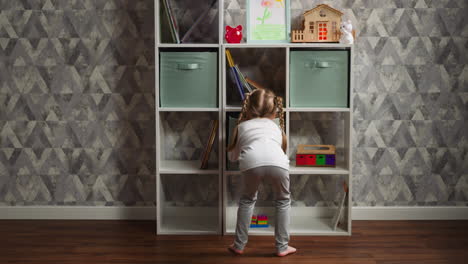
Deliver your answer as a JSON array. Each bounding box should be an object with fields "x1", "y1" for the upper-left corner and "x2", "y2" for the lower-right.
[
  {"x1": 304, "y1": 61, "x2": 332, "y2": 68},
  {"x1": 177, "y1": 63, "x2": 200, "y2": 70}
]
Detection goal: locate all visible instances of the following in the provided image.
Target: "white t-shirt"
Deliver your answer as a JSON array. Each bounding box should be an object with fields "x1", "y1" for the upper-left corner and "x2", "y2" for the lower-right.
[{"x1": 228, "y1": 118, "x2": 290, "y2": 172}]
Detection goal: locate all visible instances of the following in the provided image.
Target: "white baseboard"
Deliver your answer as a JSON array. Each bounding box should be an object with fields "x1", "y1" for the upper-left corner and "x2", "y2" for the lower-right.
[
  {"x1": 0, "y1": 206, "x2": 156, "y2": 220},
  {"x1": 352, "y1": 206, "x2": 468, "y2": 220},
  {"x1": 0, "y1": 206, "x2": 467, "y2": 220}
]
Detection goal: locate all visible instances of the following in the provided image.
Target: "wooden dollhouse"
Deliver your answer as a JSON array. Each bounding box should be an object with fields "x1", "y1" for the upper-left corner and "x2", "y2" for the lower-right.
[{"x1": 291, "y1": 4, "x2": 343, "y2": 43}]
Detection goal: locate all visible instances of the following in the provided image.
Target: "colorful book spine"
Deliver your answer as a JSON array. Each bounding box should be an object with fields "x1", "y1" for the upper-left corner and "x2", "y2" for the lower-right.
[
  {"x1": 226, "y1": 49, "x2": 245, "y2": 100},
  {"x1": 200, "y1": 120, "x2": 219, "y2": 169},
  {"x1": 165, "y1": 0, "x2": 180, "y2": 43},
  {"x1": 161, "y1": 0, "x2": 180, "y2": 43},
  {"x1": 234, "y1": 65, "x2": 253, "y2": 92}
]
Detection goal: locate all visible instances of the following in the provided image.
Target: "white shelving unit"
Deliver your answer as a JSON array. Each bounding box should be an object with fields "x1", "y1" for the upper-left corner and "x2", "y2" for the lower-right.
[{"x1": 155, "y1": 0, "x2": 352, "y2": 236}]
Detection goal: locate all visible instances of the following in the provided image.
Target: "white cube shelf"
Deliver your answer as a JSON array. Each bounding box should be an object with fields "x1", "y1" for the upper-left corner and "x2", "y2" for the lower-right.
[{"x1": 155, "y1": 0, "x2": 353, "y2": 236}]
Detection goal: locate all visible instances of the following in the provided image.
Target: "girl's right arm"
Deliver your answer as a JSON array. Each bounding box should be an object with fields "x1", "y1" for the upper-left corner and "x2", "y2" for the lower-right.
[
  {"x1": 227, "y1": 125, "x2": 241, "y2": 162},
  {"x1": 227, "y1": 144, "x2": 240, "y2": 162}
]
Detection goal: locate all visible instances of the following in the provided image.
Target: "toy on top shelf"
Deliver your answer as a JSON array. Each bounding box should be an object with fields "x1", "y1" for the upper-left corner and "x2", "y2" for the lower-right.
[
  {"x1": 225, "y1": 25, "x2": 243, "y2": 43},
  {"x1": 296, "y1": 144, "x2": 336, "y2": 167},
  {"x1": 339, "y1": 20, "x2": 354, "y2": 44},
  {"x1": 291, "y1": 4, "x2": 343, "y2": 43},
  {"x1": 250, "y1": 214, "x2": 269, "y2": 228}
]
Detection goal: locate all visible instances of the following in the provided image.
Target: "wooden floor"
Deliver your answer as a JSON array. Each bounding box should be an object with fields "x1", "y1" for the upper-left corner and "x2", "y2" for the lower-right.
[{"x1": 1, "y1": 220, "x2": 467, "y2": 264}]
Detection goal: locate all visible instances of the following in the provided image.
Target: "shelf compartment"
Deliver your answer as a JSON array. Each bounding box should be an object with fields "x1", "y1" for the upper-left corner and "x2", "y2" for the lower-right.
[
  {"x1": 159, "y1": 111, "x2": 219, "y2": 172},
  {"x1": 289, "y1": 49, "x2": 350, "y2": 108},
  {"x1": 225, "y1": 111, "x2": 287, "y2": 171},
  {"x1": 159, "y1": 48, "x2": 218, "y2": 108},
  {"x1": 159, "y1": 174, "x2": 219, "y2": 234},
  {"x1": 288, "y1": 111, "x2": 349, "y2": 171},
  {"x1": 225, "y1": 207, "x2": 348, "y2": 235},
  {"x1": 225, "y1": 174, "x2": 349, "y2": 235},
  {"x1": 224, "y1": 47, "x2": 286, "y2": 107},
  {"x1": 159, "y1": 0, "x2": 219, "y2": 44}
]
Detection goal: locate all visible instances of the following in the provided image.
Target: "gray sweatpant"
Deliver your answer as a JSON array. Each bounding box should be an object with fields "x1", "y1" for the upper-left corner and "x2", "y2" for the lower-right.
[{"x1": 233, "y1": 166, "x2": 291, "y2": 253}]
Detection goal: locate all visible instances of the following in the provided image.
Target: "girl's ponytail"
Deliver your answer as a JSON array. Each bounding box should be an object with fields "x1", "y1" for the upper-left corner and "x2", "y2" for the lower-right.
[{"x1": 275, "y1": 96, "x2": 287, "y2": 153}]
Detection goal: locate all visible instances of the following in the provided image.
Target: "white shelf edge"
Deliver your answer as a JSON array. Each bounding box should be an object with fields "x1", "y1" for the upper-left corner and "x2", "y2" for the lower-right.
[
  {"x1": 223, "y1": 43, "x2": 352, "y2": 48},
  {"x1": 289, "y1": 165, "x2": 349, "y2": 175},
  {"x1": 158, "y1": 43, "x2": 220, "y2": 48},
  {"x1": 224, "y1": 107, "x2": 350, "y2": 112},
  {"x1": 160, "y1": 160, "x2": 219, "y2": 175},
  {"x1": 157, "y1": 43, "x2": 352, "y2": 48},
  {"x1": 159, "y1": 170, "x2": 219, "y2": 175},
  {"x1": 159, "y1": 107, "x2": 219, "y2": 112},
  {"x1": 224, "y1": 106, "x2": 241, "y2": 111},
  {"x1": 288, "y1": 107, "x2": 350, "y2": 112}
]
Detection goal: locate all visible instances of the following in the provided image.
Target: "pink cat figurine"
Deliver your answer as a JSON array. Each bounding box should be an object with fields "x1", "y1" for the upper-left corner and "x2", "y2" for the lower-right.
[{"x1": 225, "y1": 25, "x2": 243, "y2": 43}]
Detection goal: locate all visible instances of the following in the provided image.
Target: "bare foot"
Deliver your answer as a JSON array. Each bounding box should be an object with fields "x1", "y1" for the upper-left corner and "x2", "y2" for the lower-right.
[
  {"x1": 228, "y1": 244, "x2": 244, "y2": 255},
  {"x1": 277, "y1": 246, "x2": 297, "y2": 257}
]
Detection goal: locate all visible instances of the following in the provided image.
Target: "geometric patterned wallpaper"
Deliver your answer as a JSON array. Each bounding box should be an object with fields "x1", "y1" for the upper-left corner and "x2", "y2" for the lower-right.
[
  {"x1": 160, "y1": 112, "x2": 219, "y2": 168},
  {"x1": 0, "y1": 0, "x2": 467, "y2": 207},
  {"x1": 0, "y1": 0, "x2": 156, "y2": 206},
  {"x1": 226, "y1": 0, "x2": 468, "y2": 208}
]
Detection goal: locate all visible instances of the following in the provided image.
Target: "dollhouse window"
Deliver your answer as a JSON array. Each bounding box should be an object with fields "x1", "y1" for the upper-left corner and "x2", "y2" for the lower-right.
[
  {"x1": 319, "y1": 9, "x2": 326, "y2": 17},
  {"x1": 309, "y1": 22, "x2": 314, "y2": 33},
  {"x1": 332, "y1": 21, "x2": 337, "y2": 33},
  {"x1": 318, "y1": 23, "x2": 327, "y2": 40}
]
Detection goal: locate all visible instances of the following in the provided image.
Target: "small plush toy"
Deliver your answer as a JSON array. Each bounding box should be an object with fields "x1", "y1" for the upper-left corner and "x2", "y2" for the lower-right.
[
  {"x1": 339, "y1": 20, "x2": 354, "y2": 44},
  {"x1": 225, "y1": 25, "x2": 243, "y2": 43}
]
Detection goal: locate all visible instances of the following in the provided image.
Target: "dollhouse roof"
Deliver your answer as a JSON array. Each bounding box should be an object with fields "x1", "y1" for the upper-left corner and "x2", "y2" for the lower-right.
[{"x1": 303, "y1": 4, "x2": 343, "y2": 17}]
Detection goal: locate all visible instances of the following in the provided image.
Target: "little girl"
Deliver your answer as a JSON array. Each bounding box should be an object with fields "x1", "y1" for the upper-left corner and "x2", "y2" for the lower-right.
[{"x1": 227, "y1": 88, "x2": 297, "y2": 257}]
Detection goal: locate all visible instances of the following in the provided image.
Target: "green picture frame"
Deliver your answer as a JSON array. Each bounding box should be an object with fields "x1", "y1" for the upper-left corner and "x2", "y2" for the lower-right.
[{"x1": 246, "y1": 0, "x2": 291, "y2": 43}]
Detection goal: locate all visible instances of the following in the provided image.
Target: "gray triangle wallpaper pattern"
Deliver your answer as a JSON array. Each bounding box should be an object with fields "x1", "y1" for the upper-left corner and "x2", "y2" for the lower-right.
[{"x1": 0, "y1": 0, "x2": 467, "y2": 208}]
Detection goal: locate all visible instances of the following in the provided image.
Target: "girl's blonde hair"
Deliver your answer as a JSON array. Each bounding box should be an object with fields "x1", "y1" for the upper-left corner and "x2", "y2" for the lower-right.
[{"x1": 227, "y1": 88, "x2": 287, "y2": 152}]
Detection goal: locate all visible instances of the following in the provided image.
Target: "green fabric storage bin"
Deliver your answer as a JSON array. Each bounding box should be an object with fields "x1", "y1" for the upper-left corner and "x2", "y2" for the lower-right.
[
  {"x1": 290, "y1": 50, "x2": 349, "y2": 108},
  {"x1": 160, "y1": 51, "x2": 217, "y2": 108}
]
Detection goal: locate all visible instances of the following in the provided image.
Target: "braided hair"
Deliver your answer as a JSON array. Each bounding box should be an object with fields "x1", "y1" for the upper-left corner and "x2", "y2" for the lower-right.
[{"x1": 227, "y1": 88, "x2": 287, "y2": 153}]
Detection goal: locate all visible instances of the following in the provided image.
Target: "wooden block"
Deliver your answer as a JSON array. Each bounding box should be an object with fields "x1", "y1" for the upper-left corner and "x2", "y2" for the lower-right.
[
  {"x1": 316, "y1": 155, "x2": 326, "y2": 165},
  {"x1": 297, "y1": 144, "x2": 336, "y2": 155},
  {"x1": 326, "y1": 154, "x2": 335, "y2": 165},
  {"x1": 296, "y1": 155, "x2": 307, "y2": 165},
  {"x1": 306, "y1": 154, "x2": 316, "y2": 165}
]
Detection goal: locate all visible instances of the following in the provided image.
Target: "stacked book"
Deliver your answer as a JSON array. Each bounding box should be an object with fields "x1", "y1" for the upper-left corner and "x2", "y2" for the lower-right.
[
  {"x1": 250, "y1": 214, "x2": 269, "y2": 228},
  {"x1": 225, "y1": 49, "x2": 254, "y2": 101},
  {"x1": 200, "y1": 120, "x2": 219, "y2": 169},
  {"x1": 160, "y1": 0, "x2": 180, "y2": 43}
]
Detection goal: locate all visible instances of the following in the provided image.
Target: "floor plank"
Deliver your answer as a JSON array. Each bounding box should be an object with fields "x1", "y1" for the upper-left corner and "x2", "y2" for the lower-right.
[{"x1": 0, "y1": 220, "x2": 467, "y2": 264}]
